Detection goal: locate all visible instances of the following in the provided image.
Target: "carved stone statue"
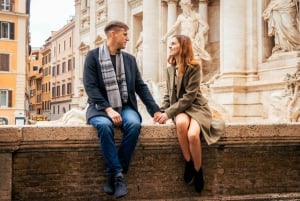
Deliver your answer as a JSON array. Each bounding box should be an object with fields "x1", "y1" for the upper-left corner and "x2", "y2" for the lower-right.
[
  {"x1": 36, "y1": 88, "x2": 88, "y2": 126},
  {"x1": 268, "y1": 66, "x2": 300, "y2": 123},
  {"x1": 135, "y1": 31, "x2": 143, "y2": 74},
  {"x1": 263, "y1": 0, "x2": 300, "y2": 54},
  {"x1": 161, "y1": 0, "x2": 211, "y2": 61},
  {"x1": 284, "y1": 67, "x2": 300, "y2": 122}
]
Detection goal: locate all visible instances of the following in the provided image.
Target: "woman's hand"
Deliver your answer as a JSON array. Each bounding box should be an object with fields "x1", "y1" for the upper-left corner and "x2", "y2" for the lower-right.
[{"x1": 154, "y1": 113, "x2": 169, "y2": 124}]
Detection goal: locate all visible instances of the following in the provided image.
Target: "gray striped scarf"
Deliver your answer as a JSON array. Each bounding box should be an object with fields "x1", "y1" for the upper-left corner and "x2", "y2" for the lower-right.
[{"x1": 99, "y1": 44, "x2": 128, "y2": 112}]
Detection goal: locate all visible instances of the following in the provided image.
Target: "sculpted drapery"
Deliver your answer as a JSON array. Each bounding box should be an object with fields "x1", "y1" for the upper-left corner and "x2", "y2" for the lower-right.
[{"x1": 263, "y1": 0, "x2": 300, "y2": 54}]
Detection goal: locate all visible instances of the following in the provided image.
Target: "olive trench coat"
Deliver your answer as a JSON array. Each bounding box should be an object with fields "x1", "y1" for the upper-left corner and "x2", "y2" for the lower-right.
[{"x1": 160, "y1": 64, "x2": 217, "y2": 145}]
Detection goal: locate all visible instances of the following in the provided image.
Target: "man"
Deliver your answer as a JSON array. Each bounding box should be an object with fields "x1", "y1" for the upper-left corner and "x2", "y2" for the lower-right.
[
  {"x1": 83, "y1": 21, "x2": 161, "y2": 198},
  {"x1": 161, "y1": 0, "x2": 211, "y2": 61}
]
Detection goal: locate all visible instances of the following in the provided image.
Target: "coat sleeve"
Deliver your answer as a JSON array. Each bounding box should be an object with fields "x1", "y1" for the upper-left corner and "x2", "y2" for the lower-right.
[
  {"x1": 83, "y1": 49, "x2": 110, "y2": 111},
  {"x1": 160, "y1": 67, "x2": 171, "y2": 111}
]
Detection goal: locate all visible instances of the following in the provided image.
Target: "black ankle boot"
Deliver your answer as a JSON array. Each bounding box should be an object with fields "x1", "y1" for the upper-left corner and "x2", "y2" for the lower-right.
[
  {"x1": 184, "y1": 160, "x2": 195, "y2": 184},
  {"x1": 194, "y1": 167, "x2": 204, "y2": 193}
]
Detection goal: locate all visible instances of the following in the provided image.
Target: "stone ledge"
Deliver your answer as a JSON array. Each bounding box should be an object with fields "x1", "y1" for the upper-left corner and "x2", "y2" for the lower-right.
[{"x1": 0, "y1": 123, "x2": 299, "y2": 151}]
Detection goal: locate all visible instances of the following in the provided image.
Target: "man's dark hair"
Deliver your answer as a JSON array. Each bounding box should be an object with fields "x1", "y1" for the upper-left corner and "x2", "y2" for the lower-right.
[{"x1": 104, "y1": 21, "x2": 129, "y2": 34}]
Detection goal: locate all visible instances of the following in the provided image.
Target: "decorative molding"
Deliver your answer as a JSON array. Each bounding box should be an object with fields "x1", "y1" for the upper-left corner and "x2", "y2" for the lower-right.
[
  {"x1": 80, "y1": 17, "x2": 90, "y2": 29},
  {"x1": 96, "y1": 0, "x2": 105, "y2": 6},
  {"x1": 128, "y1": 0, "x2": 142, "y2": 9},
  {"x1": 78, "y1": 42, "x2": 90, "y2": 51},
  {"x1": 96, "y1": 9, "x2": 107, "y2": 23},
  {"x1": 94, "y1": 35, "x2": 105, "y2": 46}
]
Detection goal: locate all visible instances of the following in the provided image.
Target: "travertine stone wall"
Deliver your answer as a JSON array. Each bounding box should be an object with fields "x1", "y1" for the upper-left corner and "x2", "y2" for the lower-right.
[
  {"x1": 0, "y1": 124, "x2": 299, "y2": 201},
  {"x1": 0, "y1": 153, "x2": 12, "y2": 201}
]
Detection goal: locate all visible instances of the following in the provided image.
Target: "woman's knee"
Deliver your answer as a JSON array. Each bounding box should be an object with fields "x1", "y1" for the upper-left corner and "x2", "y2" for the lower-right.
[
  {"x1": 175, "y1": 118, "x2": 189, "y2": 132},
  {"x1": 187, "y1": 131, "x2": 200, "y2": 144}
]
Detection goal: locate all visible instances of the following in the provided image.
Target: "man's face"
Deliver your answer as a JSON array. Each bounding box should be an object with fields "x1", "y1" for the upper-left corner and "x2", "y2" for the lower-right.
[{"x1": 113, "y1": 28, "x2": 129, "y2": 49}]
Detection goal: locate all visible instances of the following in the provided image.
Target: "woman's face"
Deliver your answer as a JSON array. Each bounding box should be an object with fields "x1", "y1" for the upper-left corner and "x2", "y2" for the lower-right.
[{"x1": 168, "y1": 37, "x2": 181, "y2": 57}]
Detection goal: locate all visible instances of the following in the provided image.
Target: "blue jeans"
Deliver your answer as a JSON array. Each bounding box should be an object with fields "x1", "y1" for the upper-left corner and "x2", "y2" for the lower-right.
[{"x1": 89, "y1": 106, "x2": 141, "y2": 176}]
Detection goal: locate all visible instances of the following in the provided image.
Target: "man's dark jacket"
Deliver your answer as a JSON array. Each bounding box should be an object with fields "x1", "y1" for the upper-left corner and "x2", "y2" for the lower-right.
[{"x1": 83, "y1": 47, "x2": 160, "y2": 122}]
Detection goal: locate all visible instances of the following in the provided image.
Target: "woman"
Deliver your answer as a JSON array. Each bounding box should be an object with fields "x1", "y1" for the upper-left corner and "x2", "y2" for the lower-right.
[{"x1": 155, "y1": 35, "x2": 213, "y2": 193}]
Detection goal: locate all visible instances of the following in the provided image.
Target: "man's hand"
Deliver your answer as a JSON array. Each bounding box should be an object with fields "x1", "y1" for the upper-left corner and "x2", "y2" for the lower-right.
[
  {"x1": 153, "y1": 111, "x2": 161, "y2": 123},
  {"x1": 105, "y1": 107, "x2": 122, "y2": 126},
  {"x1": 154, "y1": 112, "x2": 169, "y2": 124}
]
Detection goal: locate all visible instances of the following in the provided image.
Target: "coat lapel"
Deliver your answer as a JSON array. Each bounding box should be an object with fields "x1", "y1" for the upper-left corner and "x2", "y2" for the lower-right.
[
  {"x1": 169, "y1": 66, "x2": 177, "y2": 104},
  {"x1": 122, "y1": 53, "x2": 131, "y2": 86}
]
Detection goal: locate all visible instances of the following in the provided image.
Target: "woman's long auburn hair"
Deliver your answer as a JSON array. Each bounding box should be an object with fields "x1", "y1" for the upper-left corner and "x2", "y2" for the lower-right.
[{"x1": 167, "y1": 35, "x2": 201, "y2": 75}]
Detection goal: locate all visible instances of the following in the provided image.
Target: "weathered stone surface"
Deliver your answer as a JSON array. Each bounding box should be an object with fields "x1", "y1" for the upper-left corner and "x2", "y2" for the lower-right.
[
  {"x1": 0, "y1": 123, "x2": 299, "y2": 201},
  {"x1": 0, "y1": 153, "x2": 12, "y2": 201}
]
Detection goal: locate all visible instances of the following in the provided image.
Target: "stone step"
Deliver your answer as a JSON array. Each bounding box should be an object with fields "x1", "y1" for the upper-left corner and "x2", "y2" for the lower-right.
[{"x1": 137, "y1": 193, "x2": 300, "y2": 201}]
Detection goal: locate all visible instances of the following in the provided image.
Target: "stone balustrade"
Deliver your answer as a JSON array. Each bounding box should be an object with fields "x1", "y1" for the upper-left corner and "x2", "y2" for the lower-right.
[{"x1": 0, "y1": 123, "x2": 300, "y2": 201}]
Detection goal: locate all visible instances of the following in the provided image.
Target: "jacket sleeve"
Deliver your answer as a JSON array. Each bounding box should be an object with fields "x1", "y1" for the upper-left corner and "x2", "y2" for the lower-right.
[
  {"x1": 165, "y1": 65, "x2": 200, "y2": 118},
  {"x1": 83, "y1": 49, "x2": 110, "y2": 111},
  {"x1": 133, "y1": 59, "x2": 160, "y2": 116}
]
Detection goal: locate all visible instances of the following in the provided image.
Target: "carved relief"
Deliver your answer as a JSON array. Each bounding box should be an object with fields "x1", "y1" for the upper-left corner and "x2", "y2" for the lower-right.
[
  {"x1": 80, "y1": 17, "x2": 90, "y2": 29},
  {"x1": 284, "y1": 66, "x2": 300, "y2": 122},
  {"x1": 269, "y1": 65, "x2": 300, "y2": 122},
  {"x1": 96, "y1": 0, "x2": 105, "y2": 6},
  {"x1": 128, "y1": 0, "x2": 142, "y2": 9},
  {"x1": 96, "y1": 10, "x2": 107, "y2": 22}
]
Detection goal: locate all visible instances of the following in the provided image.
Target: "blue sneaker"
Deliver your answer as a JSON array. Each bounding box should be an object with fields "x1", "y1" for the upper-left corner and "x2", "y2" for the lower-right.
[
  {"x1": 114, "y1": 173, "x2": 128, "y2": 198},
  {"x1": 103, "y1": 175, "x2": 114, "y2": 195}
]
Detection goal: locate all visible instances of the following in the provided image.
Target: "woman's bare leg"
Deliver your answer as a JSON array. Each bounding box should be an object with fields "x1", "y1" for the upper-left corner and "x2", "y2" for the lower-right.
[
  {"x1": 188, "y1": 118, "x2": 202, "y2": 171},
  {"x1": 175, "y1": 113, "x2": 191, "y2": 161}
]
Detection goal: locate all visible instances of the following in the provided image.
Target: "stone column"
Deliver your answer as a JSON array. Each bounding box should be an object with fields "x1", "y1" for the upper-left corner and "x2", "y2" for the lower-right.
[
  {"x1": 89, "y1": 0, "x2": 96, "y2": 48},
  {"x1": 219, "y1": 0, "x2": 247, "y2": 78},
  {"x1": 167, "y1": 0, "x2": 178, "y2": 30},
  {"x1": 245, "y1": 0, "x2": 258, "y2": 81},
  {"x1": 198, "y1": 0, "x2": 208, "y2": 44},
  {"x1": 143, "y1": 0, "x2": 160, "y2": 82},
  {"x1": 73, "y1": 0, "x2": 82, "y2": 98},
  {"x1": 211, "y1": 1, "x2": 257, "y2": 122},
  {"x1": 160, "y1": 0, "x2": 178, "y2": 81},
  {"x1": 107, "y1": 0, "x2": 125, "y2": 21},
  {"x1": 198, "y1": 0, "x2": 208, "y2": 22}
]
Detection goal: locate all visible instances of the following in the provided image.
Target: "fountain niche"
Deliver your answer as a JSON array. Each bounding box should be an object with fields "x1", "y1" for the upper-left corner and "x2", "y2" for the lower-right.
[{"x1": 38, "y1": 0, "x2": 300, "y2": 125}]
